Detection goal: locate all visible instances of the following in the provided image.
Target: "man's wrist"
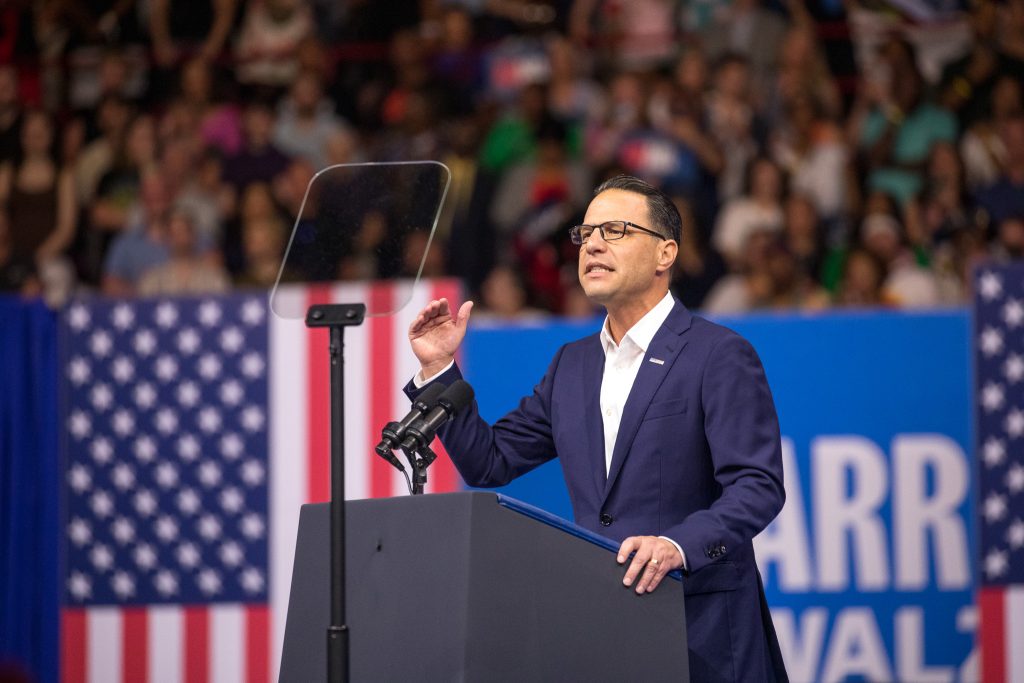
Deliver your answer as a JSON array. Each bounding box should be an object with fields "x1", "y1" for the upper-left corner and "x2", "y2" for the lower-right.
[{"x1": 414, "y1": 359, "x2": 455, "y2": 387}]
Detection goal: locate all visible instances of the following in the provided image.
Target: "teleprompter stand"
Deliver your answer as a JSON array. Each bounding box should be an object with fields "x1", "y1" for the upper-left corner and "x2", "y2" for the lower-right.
[{"x1": 304, "y1": 302, "x2": 366, "y2": 683}]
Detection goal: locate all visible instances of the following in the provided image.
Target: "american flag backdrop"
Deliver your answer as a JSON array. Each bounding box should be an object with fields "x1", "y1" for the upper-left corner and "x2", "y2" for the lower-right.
[
  {"x1": 975, "y1": 263, "x2": 1024, "y2": 683},
  {"x1": 59, "y1": 279, "x2": 463, "y2": 683}
]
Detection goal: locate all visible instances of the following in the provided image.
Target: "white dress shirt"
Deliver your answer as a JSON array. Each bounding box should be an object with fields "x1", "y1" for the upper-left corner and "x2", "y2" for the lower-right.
[{"x1": 598, "y1": 291, "x2": 675, "y2": 475}]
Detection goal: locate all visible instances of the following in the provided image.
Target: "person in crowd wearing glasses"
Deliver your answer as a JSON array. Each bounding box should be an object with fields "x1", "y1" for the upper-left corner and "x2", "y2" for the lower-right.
[{"x1": 404, "y1": 175, "x2": 788, "y2": 682}]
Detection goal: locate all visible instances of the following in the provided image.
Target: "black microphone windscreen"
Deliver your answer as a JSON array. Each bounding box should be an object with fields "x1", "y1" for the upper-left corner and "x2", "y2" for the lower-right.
[{"x1": 440, "y1": 380, "x2": 474, "y2": 412}]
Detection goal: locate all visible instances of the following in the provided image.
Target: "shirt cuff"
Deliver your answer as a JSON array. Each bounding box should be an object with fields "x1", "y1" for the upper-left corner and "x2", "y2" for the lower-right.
[
  {"x1": 659, "y1": 536, "x2": 687, "y2": 571},
  {"x1": 413, "y1": 360, "x2": 455, "y2": 388}
]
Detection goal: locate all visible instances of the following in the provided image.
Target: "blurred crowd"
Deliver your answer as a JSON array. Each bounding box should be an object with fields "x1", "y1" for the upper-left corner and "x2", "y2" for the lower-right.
[{"x1": 0, "y1": 0, "x2": 1022, "y2": 317}]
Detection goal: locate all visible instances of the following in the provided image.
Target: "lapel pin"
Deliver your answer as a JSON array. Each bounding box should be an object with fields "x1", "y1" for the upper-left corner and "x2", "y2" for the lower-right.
[{"x1": 649, "y1": 357, "x2": 665, "y2": 365}]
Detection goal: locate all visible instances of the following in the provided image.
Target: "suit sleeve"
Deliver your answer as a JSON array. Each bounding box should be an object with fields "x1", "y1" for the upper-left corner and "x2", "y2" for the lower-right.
[
  {"x1": 402, "y1": 347, "x2": 565, "y2": 487},
  {"x1": 663, "y1": 333, "x2": 785, "y2": 574}
]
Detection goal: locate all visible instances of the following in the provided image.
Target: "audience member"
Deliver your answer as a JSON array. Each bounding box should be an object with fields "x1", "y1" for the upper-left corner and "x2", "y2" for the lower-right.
[
  {"x1": 137, "y1": 208, "x2": 230, "y2": 295},
  {"x1": 0, "y1": 110, "x2": 77, "y2": 280},
  {"x1": 713, "y1": 156, "x2": 785, "y2": 267},
  {"x1": 273, "y1": 68, "x2": 347, "y2": 170}
]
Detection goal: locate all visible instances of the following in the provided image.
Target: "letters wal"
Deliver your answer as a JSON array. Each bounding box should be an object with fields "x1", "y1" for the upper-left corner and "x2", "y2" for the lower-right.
[{"x1": 465, "y1": 310, "x2": 975, "y2": 682}]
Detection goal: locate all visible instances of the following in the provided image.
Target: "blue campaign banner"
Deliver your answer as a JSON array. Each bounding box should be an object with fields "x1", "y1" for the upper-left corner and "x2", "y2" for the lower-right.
[{"x1": 462, "y1": 310, "x2": 976, "y2": 682}]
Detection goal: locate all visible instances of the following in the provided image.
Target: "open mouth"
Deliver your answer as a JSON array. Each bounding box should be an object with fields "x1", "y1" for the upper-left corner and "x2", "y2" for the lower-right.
[{"x1": 585, "y1": 263, "x2": 614, "y2": 274}]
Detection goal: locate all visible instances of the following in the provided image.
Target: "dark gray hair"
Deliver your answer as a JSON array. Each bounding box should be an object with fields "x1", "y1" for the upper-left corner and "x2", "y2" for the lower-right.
[{"x1": 593, "y1": 175, "x2": 682, "y2": 243}]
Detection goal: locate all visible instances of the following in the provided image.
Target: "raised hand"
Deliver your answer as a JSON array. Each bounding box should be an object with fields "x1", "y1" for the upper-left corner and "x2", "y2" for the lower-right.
[{"x1": 408, "y1": 298, "x2": 474, "y2": 379}]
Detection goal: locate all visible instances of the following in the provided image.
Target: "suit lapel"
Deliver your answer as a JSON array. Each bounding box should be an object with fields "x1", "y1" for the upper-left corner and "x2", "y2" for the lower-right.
[
  {"x1": 581, "y1": 336, "x2": 608, "y2": 499},
  {"x1": 602, "y1": 302, "x2": 692, "y2": 501}
]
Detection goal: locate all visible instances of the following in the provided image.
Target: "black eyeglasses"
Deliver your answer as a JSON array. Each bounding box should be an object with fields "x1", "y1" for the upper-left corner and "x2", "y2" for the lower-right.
[{"x1": 569, "y1": 221, "x2": 668, "y2": 245}]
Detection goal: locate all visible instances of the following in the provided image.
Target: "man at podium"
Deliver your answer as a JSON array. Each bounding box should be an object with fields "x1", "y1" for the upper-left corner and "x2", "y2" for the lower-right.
[{"x1": 405, "y1": 175, "x2": 788, "y2": 682}]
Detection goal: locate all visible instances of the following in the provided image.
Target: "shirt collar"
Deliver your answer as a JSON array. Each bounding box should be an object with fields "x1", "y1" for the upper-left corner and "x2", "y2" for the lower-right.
[{"x1": 599, "y1": 291, "x2": 675, "y2": 356}]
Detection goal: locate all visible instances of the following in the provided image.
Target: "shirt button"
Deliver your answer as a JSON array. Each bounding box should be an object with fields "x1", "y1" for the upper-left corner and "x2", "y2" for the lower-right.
[
  {"x1": 600, "y1": 513, "x2": 613, "y2": 526},
  {"x1": 605, "y1": 408, "x2": 613, "y2": 417}
]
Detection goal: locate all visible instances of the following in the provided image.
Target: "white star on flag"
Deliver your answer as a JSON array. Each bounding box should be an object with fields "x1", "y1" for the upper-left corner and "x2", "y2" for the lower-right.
[
  {"x1": 219, "y1": 379, "x2": 244, "y2": 406},
  {"x1": 220, "y1": 326, "x2": 244, "y2": 353},
  {"x1": 154, "y1": 515, "x2": 179, "y2": 542},
  {"x1": 154, "y1": 302, "x2": 179, "y2": 328},
  {"x1": 90, "y1": 330, "x2": 113, "y2": 357},
  {"x1": 89, "y1": 437, "x2": 113, "y2": 464},
  {"x1": 68, "y1": 465, "x2": 92, "y2": 493},
  {"x1": 219, "y1": 541, "x2": 243, "y2": 567},
  {"x1": 177, "y1": 488, "x2": 201, "y2": 516},
  {"x1": 110, "y1": 356, "x2": 135, "y2": 383},
  {"x1": 132, "y1": 436, "x2": 156, "y2": 463},
  {"x1": 1004, "y1": 299, "x2": 1024, "y2": 328},
  {"x1": 240, "y1": 299, "x2": 264, "y2": 325},
  {"x1": 154, "y1": 408, "x2": 179, "y2": 435},
  {"x1": 985, "y1": 493, "x2": 1008, "y2": 522},
  {"x1": 979, "y1": 271, "x2": 1003, "y2": 301},
  {"x1": 111, "y1": 571, "x2": 135, "y2": 599},
  {"x1": 1007, "y1": 464, "x2": 1024, "y2": 494},
  {"x1": 198, "y1": 461, "x2": 223, "y2": 488},
  {"x1": 90, "y1": 383, "x2": 113, "y2": 411},
  {"x1": 90, "y1": 491, "x2": 113, "y2": 518},
  {"x1": 68, "y1": 572, "x2": 92, "y2": 600},
  {"x1": 220, "y1": 433, "x2": 244, "y2": 459},
  {"x1": 1005, "y1": 354, "x2": 1024, "y2": 383},
  {"x1": 68, "y1": 357, "x2": 91, "y2": 385},
  {"x1": 68, "y1": 304, "x2": 91, "y2": 331},
  {"x1": 154, "y1": 355, "x2": 179, "y2": 382},
  {"x1": 1007, "y1": 519, "x2": 1024, "y2": 550},
  {"x1": 198, "y1": 406, "x2": 222, "y2": 433},
  {"x1": 133, "y1": 489, "x2": 157, "y2": 517},
  {"x1": 177, "y1": 434, "x2": 200, "y2": 461},
  {"x1": 111, "y1": 409, "x2": 135, "y2": 437},
  {"x1": 176, "y1": 328, "x2": 201, "y2": 355},
  {"x1": 198, "y1": 353, "x2": 222, "y2": 380},
  {"x1": 176, "y1": 542, "x2": 200, "y2": 569},
  {"x1": 986, "y1": 548, "x2": 1009, "y2": 578},
  {"x1": 176, "y1": 380, "x2": 200, "y2": 408},
  {"x1": 68, "y1": 518, "x2": 92, "y2": 546},
  {"x1": 111, "y1": 463, "x2": 135, "y2": 491},
  {"x1": 133, "y1": 382, "x2": 157, "y2": 410},
  {"x1": 111, "y1": 304, "x2": 135, "y2": 331},
  {"x1": 90, "y1": 544, "x2": 113, "y2": 571},
  {"x1": 155, "y1": 462, "x2": 179, "y2": 489},
  {"x1": 197, "y1": 568, "x2": 222, "y2": 596},
  {"x1": 154, "y1": 570, "x2": 178, "y2": 597},
  {"x1": 1006, "y1": 409, "x2": 1024, "y2": 438},
  {"x1": 133, "y1": 329, "x2": 157, "y2": 355},
  {"x1": 133, "y1": 544, "x2": 157, "y2": 570},
  {"x1": 198, "y1": 300, "x2": 222, "y2": 327},
  {"x1": 111, "y1": 517, "x2": 135, "y2": 544}
]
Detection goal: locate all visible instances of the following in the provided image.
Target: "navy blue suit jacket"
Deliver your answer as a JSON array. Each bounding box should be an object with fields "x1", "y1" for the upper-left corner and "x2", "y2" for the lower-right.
[{"x1": 405, "y1": 300, "x2": 788, "y2": 682}]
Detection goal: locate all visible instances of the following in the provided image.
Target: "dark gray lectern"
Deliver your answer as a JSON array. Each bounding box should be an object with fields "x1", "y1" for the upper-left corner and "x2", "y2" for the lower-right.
[{"x1": 279, "y1": 492, "x2": 688, "y2": 682}]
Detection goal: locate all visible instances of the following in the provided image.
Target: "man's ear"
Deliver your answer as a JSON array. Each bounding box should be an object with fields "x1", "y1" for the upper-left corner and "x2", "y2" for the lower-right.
[{"x1": 655, "y1": 240, "x2": 678, "y2": 275}]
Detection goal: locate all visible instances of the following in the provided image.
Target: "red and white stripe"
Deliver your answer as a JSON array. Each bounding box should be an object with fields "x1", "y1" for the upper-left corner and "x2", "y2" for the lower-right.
[
  {"x1": 61, "y1": 279, "x2": 465, "y2": 683},
  {"x1": 979, "y1": 584, "x2": 1024, "y2": 683}
]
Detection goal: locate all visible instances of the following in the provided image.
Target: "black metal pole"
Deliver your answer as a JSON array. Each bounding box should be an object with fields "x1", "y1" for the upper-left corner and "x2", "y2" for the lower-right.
[
  {"x1": 327, "y1": 324, "x2": 348, "y2": 683},
  {"x1": 305, "y1": 303, "x2": 365, "y2": 683}
]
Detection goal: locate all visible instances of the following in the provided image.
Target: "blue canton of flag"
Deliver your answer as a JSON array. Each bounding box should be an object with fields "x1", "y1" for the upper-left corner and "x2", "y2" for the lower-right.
[
  {"x1": 975, "y1": 264, "x2": 1024, "y2": 584},
  {"x1": 63, "y1": 295, "x2": 270, "y2": 606}
]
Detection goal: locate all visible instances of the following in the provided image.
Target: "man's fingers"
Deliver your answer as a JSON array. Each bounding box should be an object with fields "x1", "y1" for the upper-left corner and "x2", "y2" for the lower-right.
[
  {"x1": 617, "y1": 537, "x2": 640, "y2": 564},
  {"x1": 455, "y1": 300, "x2": 474, "y2": 330},
  {"x1": 635, "y1": 555, "x2": 662, "y2": 594},
  {"x1": 622, "y1": 540, "x2": 654, "y2": 587}
]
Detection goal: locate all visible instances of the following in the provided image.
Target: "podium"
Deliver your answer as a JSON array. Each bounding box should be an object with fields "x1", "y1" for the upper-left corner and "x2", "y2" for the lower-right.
[{"x1": 279, "y1": 492, "x2": 689, "y2": 682}]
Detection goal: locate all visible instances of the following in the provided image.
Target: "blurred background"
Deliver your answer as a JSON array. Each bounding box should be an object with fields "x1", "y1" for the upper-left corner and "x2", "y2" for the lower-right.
[{"x1": 0, "y1": 0, "x2": 1022, "y2": 680}]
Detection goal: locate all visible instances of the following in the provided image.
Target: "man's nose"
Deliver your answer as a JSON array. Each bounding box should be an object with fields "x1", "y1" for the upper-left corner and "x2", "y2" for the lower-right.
[{"x1": 586, "y1": 229, "x2": 608, "y2": 253}]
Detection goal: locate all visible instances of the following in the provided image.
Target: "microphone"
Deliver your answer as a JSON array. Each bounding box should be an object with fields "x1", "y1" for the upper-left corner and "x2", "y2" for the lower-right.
[
  {"x1": 399, "y1": 380, "x2": 474, "y2": 453},
  {"x1": 375, "y1": 382, "x2": 446, "y2": 470}
]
